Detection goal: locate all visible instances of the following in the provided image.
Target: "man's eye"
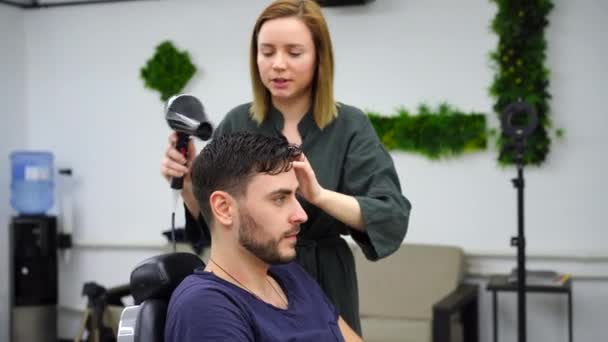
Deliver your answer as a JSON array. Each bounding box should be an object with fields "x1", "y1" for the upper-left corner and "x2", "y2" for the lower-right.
[{"x1": 275, "y1": 196, "x2": 286, "y2": 205}]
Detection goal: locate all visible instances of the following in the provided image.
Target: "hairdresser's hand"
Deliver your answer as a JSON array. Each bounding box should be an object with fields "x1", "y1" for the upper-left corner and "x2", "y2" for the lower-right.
[
  {"x1": 292, "y1": 153, "x2": 325, "y2": 206},
  {"x1": 293, "y1": 154, "x2": 365, "y2": 231},
  {"x1": 161, "y1": 132, "x2": 200, "y2": 217},
  {"x1": 161, "y1": 132, "x2": 196, "y2": 181}
]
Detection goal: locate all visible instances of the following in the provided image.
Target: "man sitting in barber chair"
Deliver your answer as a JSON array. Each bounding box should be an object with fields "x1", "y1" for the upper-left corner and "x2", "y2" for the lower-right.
[{"x1": 164, "y1": 131, "x2": 362, "y2": 342}]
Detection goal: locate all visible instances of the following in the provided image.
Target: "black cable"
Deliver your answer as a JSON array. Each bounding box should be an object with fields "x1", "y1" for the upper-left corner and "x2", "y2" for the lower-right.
[{"x1": 171, "y1": 211, "x2": 176, "y2": 253}]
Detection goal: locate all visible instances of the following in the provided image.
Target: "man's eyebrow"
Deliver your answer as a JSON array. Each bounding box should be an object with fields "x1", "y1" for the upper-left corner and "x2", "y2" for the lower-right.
[{"x1": 266, "y1": 188, "x2": 295, "y2": 197}]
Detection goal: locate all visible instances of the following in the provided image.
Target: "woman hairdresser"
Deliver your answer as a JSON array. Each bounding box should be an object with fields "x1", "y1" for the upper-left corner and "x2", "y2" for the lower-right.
[{"x1": 160, "y1": 0, "x2": 411, "y2": 334}]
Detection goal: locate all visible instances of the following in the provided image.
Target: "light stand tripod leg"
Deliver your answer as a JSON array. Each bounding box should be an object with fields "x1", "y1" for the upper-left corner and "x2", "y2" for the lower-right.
[
  {"x1": 511, "y1": 163, "x2": 527, "y2": 342},
  {"x1": 515, "y1": 165, "x2": 526, "y2": 342},
  {"x1": 501, "y1": 98, "x2": 537, "y2": 342},
  {"x1": 74, "y1": 309, "x2": 89, "y2": 342}
]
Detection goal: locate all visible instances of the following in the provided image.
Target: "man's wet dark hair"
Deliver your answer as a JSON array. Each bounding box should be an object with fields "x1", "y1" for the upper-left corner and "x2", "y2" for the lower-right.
[{"x1": 192, "y1": 131, "x2": 302, "y2": 224}]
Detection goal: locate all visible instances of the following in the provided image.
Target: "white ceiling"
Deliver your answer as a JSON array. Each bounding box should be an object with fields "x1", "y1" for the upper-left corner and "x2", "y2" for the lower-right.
[
  {"x1": 7, "y1": 0, "x2": 110, "y2": 3},
  {"x1": 1, "y1": 0, "x2": 154, "y2": 8},
  {"x1": 11, "y1": 0, "x2": 136, "y2": 3}
]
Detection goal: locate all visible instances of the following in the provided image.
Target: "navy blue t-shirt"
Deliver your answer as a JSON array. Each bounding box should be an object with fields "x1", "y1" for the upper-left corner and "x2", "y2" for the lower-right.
[{"x1": 165, "y1": 262, "x2": 345, "y2": 342}]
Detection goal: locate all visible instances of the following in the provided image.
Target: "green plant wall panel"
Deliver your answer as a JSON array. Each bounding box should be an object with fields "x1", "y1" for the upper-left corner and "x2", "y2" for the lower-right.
[
  {"x1": 490, "y1": 0, "x2": 554, "y2": 165},
  {"x1": 368, "y1": 104, "x2": 487, "y2": 160}
]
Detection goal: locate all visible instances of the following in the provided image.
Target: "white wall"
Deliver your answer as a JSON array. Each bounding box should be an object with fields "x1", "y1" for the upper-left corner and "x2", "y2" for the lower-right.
[
  {"x1": 0, "y1": 4, "x2": 26, "y2": 342},
  {"x1": 5, "y1": 0, "x2": 607, "y2": 340},
  {"x1": 22, "y1": 0, "x2": 608, "y2": 256}
]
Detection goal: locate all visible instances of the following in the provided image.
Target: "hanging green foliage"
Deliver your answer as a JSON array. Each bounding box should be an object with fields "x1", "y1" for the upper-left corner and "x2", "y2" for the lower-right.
[
  {"x1": 140, "y1": 41, "x2": 197, "y2": 101},
  {"x1": 367, "y1": 104, "x2": 487, "y2": 160},
  {"x1": 489, "y1": 0, "x2": 554, "y2": 165}
]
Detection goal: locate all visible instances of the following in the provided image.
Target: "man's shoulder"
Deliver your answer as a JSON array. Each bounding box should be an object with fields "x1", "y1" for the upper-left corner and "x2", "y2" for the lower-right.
[
  {"x1": 170, "y1": 272, "x2": 238, "y2": 307},
  {"x1": 166, "y1": 272, "x2": 252, "y2": 327},
  {"x1": 165, "y1": 272, "x2": 254, "y2": 341},
  {"x1": 170, "y1": 272, "x2": 211, "y2": 297}
]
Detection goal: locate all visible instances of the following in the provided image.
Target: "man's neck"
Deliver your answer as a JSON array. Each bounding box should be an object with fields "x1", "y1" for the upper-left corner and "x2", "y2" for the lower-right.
[{"x1": 207, "y1": 243, "x2": 270, "y2": 294}]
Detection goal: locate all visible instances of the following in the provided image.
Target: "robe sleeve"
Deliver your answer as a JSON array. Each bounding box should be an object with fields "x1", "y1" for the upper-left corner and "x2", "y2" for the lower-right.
[{"x1": 343, "y1": 114, "x2": 412, "y2": 261}]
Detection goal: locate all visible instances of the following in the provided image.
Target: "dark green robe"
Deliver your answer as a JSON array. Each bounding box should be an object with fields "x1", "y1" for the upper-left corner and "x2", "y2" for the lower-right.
[{"x1": 185, "y1": 102, "x2": 411, "y2": 334}]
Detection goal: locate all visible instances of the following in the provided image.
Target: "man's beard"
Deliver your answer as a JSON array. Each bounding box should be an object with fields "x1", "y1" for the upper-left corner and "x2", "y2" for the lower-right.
[{"x1": 238, "y1": 207, "x2": 297, "y2": 265}]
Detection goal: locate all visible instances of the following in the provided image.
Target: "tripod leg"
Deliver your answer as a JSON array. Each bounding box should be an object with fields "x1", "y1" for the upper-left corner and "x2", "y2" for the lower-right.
[
  {"x1": 74, "y1": 309, "x2": 90, "y2": 342},
  {"x1": 91, "y1": 309, "x2": 100, "y2": 342}
]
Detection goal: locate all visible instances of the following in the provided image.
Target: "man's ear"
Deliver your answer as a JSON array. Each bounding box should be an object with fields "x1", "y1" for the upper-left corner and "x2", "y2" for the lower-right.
[{"x1": 209, "y1": 191, "x2": 235, "y2": 226}]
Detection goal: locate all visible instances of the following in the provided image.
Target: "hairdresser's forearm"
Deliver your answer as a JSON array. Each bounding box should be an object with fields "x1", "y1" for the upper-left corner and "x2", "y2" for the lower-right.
[
  {"x1": 182, "y1": 188, "x2": 201, "y2": 218},
  {"x1": 338, "y1": 316, "x2": 364, "y2": 342},
  {"x1": 314, "y1": 189, "x2": 365, "y2": 231}
]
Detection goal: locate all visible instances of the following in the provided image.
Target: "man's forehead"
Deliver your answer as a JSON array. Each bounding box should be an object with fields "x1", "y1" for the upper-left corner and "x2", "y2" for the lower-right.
[{"x1": 248, "y1": 170, "x2": 299, "y2": 192}]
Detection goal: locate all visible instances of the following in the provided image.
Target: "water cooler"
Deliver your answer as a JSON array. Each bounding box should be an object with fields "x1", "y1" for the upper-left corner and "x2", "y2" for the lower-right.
[
  {"x1": 8, "y1": 151, "x2": 67, "y2": 342},
  {"x1": 10, "y1": 215, "x2": 58, "y2": 342}
]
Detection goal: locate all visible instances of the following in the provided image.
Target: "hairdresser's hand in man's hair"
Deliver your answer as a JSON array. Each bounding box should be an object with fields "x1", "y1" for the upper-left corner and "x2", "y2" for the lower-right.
[
  {"x1": 292, "y1": 152, "x2": 365, "y2": 231},
  {"x1": 292, "y1": 153, "x2": 323, "y2": 204},
  {"x1": 160, "y1": 132, "x2": 200, "y2": 216}
]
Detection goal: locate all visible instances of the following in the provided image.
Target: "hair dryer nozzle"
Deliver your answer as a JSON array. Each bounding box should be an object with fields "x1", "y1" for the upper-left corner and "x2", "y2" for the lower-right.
[{"x1": 165, "y1": 94, "x2": 213, "y2": 141}]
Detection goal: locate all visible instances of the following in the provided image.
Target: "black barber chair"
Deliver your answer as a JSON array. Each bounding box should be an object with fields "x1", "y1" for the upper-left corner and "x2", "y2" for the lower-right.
[{"x1": 117, "y1": 253, "x2": 204, "y2": 342}]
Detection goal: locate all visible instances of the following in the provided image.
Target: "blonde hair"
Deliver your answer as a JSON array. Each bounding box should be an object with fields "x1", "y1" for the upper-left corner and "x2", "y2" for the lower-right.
[{"x1": 249, "y1": 0, "x2": 337, "y2": 129}]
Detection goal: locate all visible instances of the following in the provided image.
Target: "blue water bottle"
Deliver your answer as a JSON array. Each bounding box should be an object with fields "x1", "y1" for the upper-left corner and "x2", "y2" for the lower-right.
[{"x1": 10, "y1": 151, "x2": 55, "y2": 215}]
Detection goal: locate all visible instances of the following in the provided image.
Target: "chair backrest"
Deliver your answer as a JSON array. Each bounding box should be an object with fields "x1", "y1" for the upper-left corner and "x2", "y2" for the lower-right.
[
  {"x1": 354, "y1": 243, "x2": 464, "y2": 321},
  {"x1": 117, "y1": 252, "x2": 204, "y2": 342}
]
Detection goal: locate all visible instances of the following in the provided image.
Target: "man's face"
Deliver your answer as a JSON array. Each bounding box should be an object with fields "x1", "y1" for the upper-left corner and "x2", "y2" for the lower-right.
[{"x1": 236, "y1": 169, "x2": 308, "y2": 264}]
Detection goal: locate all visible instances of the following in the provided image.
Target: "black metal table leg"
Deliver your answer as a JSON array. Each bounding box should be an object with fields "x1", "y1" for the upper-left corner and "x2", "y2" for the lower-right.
[
  {"x1": 493, "y1": 290, "x2": 498, "y2": 342},
  {"x1": 568, "y1": 290, "x2": 573, "y2": 342}
]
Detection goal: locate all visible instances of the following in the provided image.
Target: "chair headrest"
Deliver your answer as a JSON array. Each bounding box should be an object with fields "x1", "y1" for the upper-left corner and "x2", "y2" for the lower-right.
[{"x1": 130, "y1": 252, "x2": 204, "y2": 304}]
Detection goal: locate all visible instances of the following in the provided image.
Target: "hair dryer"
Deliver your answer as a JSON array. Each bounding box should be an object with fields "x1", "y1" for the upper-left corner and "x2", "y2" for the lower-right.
[
  {"x1": 165, "y1": 94, "x2": 213, "y2": 252},
  {"x1": 165, "y1": 94, "x2": 213, "y2": 190}
]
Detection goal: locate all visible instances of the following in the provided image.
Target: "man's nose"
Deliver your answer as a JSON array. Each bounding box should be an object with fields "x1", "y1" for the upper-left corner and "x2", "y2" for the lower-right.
[{"x1": 291, "y1": 200, "x2": 308, "y2": 224}]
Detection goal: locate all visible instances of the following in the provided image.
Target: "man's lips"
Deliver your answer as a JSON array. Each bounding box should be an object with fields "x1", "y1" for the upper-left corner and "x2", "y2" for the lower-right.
[{"x1": 284, "y1": 227, "x2": 300, "y2": 239}]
